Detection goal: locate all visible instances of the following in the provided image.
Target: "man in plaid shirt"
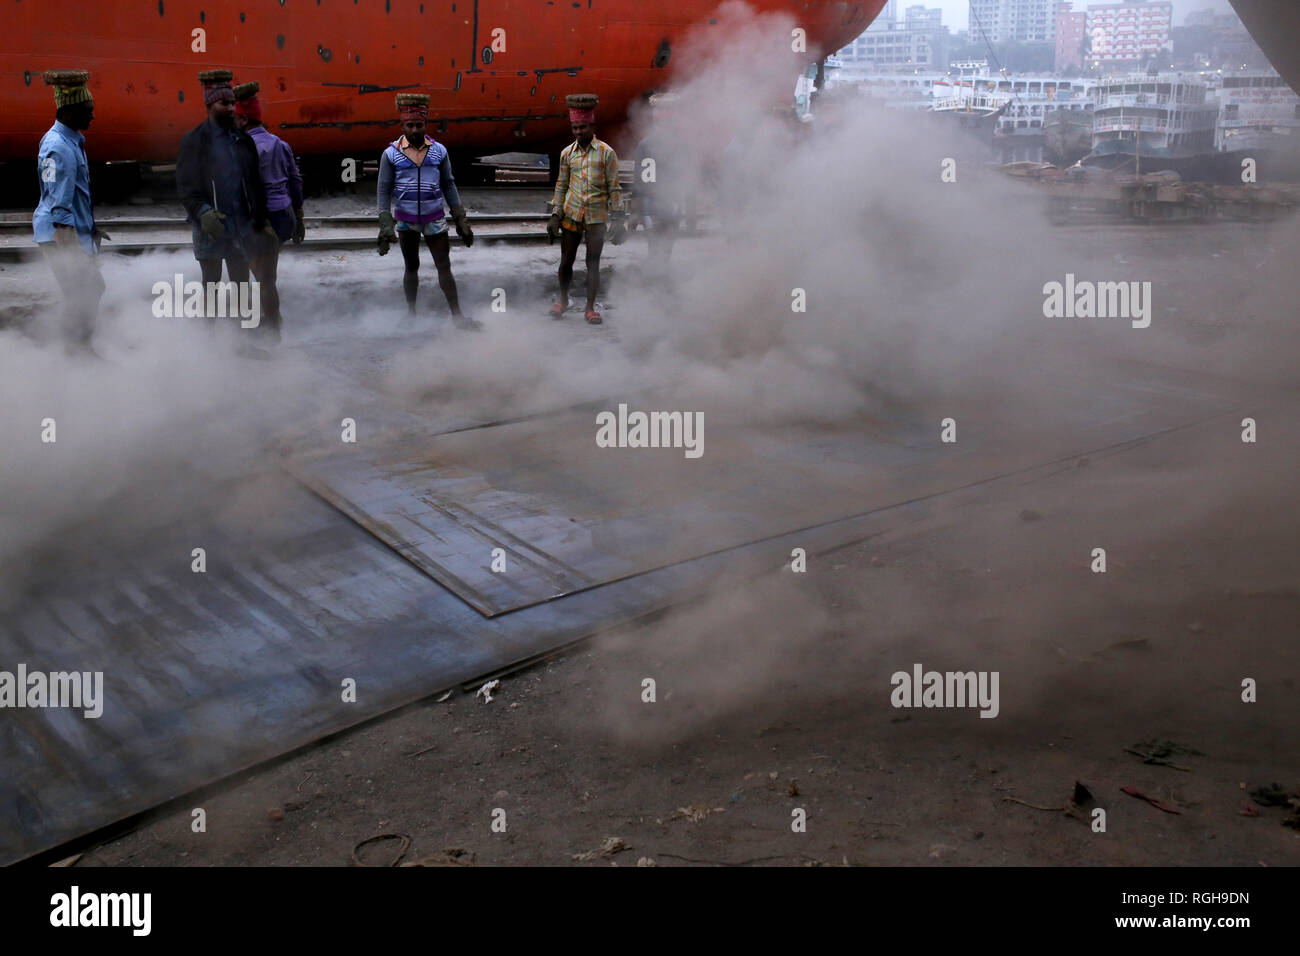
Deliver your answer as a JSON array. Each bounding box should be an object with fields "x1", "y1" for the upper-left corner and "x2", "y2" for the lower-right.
[{"x1": 547, "y1": 94, "x2": 623, "y2": 324}]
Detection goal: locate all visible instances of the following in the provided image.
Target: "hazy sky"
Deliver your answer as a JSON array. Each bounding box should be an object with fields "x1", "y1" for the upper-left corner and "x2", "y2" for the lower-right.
[{"x1": 910, "y1": 0, "x2": 1235, "y2": 33}]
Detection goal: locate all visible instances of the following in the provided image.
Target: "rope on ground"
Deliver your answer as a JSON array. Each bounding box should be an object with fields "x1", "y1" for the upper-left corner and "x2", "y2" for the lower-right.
[{"x1": 351, "y1": 833, "x2": 412, "y2": 867}]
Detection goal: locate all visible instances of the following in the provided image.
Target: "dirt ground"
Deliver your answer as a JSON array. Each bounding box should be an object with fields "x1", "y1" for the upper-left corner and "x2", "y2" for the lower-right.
[{"x1": 9, "y1": 210, "x2": 1280, "y2": 868}]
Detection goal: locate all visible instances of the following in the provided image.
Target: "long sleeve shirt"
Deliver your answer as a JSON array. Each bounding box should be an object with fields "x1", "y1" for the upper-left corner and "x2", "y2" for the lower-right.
[
  {"x1": 32, "y1": 120, "x2": 96, "y2": 254},
  {"x1": 247, "y1": 125, "x2": 304, "y2": 212},
  {"x1": 376, "y1": 136, "x2": 461, "y2": 222},
  {"x1": 551, "y1": 137, "x2": 621, "y2": 224}
]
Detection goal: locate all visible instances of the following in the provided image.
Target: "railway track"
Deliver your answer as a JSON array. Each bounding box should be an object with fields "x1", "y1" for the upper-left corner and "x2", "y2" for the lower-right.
[{"x1": 0, "y1": 212, "x2": 556, "y2": 261}]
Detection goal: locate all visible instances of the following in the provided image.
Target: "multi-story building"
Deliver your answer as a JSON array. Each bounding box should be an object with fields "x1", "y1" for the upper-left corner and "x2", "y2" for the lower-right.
[
  {"x1": 1086, "y1": 1, "x2": 1172, "y2": 70},
  {"x1": 904, "y1": 5, "x2": 943, "y2": 30},
  {"x1": 968, "y1": 0, "x2": 1057, "y2": 44},
  {"x1": 1054, "y1": 2, "x2": 1088, "y2": 72},
  {"x1": 836, "y1": 6, "x2": 949, "y2": 72}
]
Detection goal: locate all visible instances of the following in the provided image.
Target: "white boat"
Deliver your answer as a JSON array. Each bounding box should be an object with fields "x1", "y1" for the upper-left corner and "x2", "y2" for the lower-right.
[
  {"x1": 1215, "y1": 69, "x2": 1300, "y2": 181},
  {"x1": 1082, "y1": 74, "x2": 1220, "y2": 179}
]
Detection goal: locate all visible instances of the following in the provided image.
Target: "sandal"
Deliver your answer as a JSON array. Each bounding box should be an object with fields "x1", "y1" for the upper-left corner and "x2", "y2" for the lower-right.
[
  {"x1": 549, "y1": 302, "x2": 567, "y2": 318},
  {"x1": 584, "y1": 309, "x2": 603, "y2": 325}
]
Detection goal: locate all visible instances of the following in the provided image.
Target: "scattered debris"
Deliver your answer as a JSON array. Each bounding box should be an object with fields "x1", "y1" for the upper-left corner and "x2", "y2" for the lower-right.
[
  {"x1": 928, "y1": 844, "x2": 957, "y2": 859},
  {"x1": 1064, "y1": 780, "x2": 1097, "y2": 821},
  {"x1": 637, "y1": 857, "x2": 657, "y2": 867},
  {"x1": 1248, "y1": 783, "x2": 1291, "y2": 807},
  {"x1": 405, "y1": 742, "x2": 438, "y2": 758},
  {"x1": 1120, "y1": 786, "x2": 1181, "y2": 814},
  {"x1": 656, "y1": 852, "x2": 821, "y2": 867},
  {"x1": 1126, "y1": 739, "x2": 1201, "y2": 771},
  {"x1": 351, "y1": 833, "x2": 412, "y2": 867},
  {"x1": 673, "y1": 805, "x2": 725, "y2": 823},
  {"x1": 573, "y1": 836, "x2": 628, "y2": 861},
  {"x1": 267, "y1": 807, "x2": 285, "y2": 822},
  {"x1": 1006, "y1": 780, "x2": 1096, "y2": 818},
  {"x1": 475, "y1": 679, "x2": 501, "y2": 703},
  {"x1": 400, "y1": 848, "x2": 475, "y2": 867},
  {"x1": 296, "y1": 771, "x2": 314, "y2": 791},
  {"x1": 1004, "y1": 796, "x2": 1065, "y2": 812},
  {"x1": 788, "y1": 780, "x2": 800, "y2": 798},
  {"x1": 436, "y1": 690, "x2": 453, "y2": 703}
]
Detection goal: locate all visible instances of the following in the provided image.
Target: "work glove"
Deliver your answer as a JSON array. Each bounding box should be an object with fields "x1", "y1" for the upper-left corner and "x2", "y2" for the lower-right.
[
  {"x1": 547, "y1": 212, "x2": 562, "y2": 243},
  {"x1": 292, "y1": 207, "x2": 306, "y2": 245},
  {"x1": 451, "y1": 205, "x2": 473, "y2": 248},
  {"x1": 378, "y1": 209, "x2": 397, "y2": 256},
  {"x1": 608, "y1": 211, "x2": 629, "y2": 246},
  {"x1": 200, "y1": 208, "x2": 227, "y2": 240}
]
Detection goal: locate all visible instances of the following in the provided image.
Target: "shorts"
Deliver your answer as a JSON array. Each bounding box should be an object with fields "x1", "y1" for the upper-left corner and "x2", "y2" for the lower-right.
[
  {"x1": 560, "y1": 219, "x2": 607, "y2": 239},
  {"x1": 396, "y1": 218, "x2": 449, "y2": 237}
]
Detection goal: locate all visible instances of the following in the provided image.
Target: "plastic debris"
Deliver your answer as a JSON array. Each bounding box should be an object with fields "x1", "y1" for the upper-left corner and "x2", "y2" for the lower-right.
[
  {"x1": 673, "y1": 805, "x2": 725, "y2": 822},
  {"x1": 1120, "y1": 786, "x2": 1181, "y2": 814},
  {"x1": 573, "y1": 836, "x2": 628, "y2": 861},
  {"x1": 475, "y1": 679, "x2": 500, "y2": 703}
]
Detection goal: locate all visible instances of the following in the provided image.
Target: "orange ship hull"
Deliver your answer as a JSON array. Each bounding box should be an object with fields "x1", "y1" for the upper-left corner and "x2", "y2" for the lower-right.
[{"x1": 1, "y1": 0, "x2": 883, "y2": 163}]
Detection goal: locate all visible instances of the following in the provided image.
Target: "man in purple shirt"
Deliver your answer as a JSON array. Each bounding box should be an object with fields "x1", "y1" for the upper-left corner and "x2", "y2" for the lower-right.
[{"x1": 234, "y1": 81, "x2": 304, "y2": 341}]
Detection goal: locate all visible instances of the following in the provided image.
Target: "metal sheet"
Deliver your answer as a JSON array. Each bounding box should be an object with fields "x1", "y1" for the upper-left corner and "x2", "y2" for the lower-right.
[
  {"x1": 0, "y1": 366, "x2": 1234, "y2": 864},
  {"x1": 288, "y1": 370, "x2": 1229, "y2": 617}
]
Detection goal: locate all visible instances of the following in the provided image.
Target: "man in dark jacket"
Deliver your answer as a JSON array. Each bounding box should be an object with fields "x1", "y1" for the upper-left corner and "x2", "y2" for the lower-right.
[{"x1": 176, "y1": 69, "x2": 271, "y2": 320}]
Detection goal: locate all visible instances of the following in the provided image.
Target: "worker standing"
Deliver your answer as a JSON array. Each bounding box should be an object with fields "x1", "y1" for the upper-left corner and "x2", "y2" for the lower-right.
[
  {"x1": 233, "y1": 80, "x2": 304, "y2": 342},
  {"x1": 376, "y1": 92, "x2": 479, "y2": 330},
  {"x1": 547, "y1": 94, "x2": 624, "y2": 325},
  {"x1": 176, "y1": 69, "x2": 271, "y2": 322},
  {"x1": 32, "y1": 69, "x2": 105, "y2": 352},
  {"x1": 632, "y1": 92, "x2": 688, "y2": 278}
]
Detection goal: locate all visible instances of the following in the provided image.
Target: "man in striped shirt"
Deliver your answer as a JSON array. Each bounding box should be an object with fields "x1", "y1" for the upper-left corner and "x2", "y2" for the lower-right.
[{"x1": 547, "y1": 94, "x2": 622, "y2": 324}]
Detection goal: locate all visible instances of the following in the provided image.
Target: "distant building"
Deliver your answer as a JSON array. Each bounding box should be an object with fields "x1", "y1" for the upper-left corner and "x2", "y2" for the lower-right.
[
  {"x1": 969, "y1": 0, "x2": 1057, "y2": 44},
  {"x1": 1086, "y1": 0, "x2": 1172, "y2": 70},
  {"x1": 1185, "y1": 9, "x2": 1239, "y2": 30},
  {"x1": 904, "y1": 5, "x2": 942, "y2": 30},
  {"x1": 837, "y1": 6, "x2": 949, "y2": 72},
  {"x1": 1055, "y1": 2, "x2": 1088, "y2": 72}
]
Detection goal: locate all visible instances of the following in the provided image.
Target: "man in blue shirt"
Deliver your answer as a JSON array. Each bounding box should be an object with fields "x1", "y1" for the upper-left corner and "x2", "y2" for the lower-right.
[{"x1": 32, "y1": 69, "x2": 105, "y2": 352}]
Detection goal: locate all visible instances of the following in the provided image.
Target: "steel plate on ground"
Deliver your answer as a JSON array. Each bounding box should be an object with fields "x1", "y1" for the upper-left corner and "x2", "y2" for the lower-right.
[{"x1": 288, "y1": 370, "x2": 1230, "y2": 617}]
